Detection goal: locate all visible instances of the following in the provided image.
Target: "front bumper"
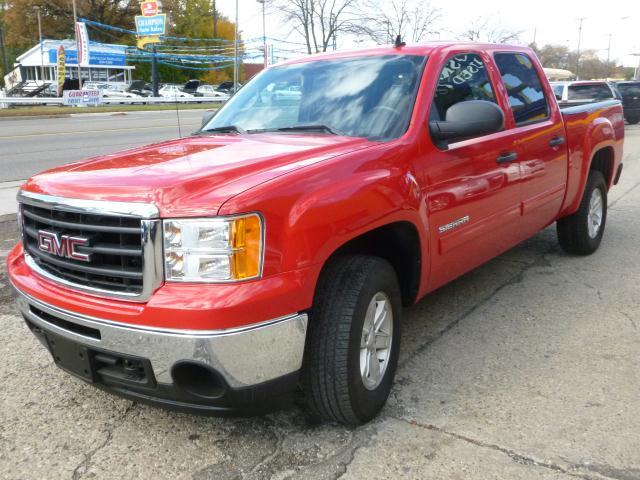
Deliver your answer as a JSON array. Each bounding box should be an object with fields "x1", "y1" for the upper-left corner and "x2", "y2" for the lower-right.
[{"x1": 12, "y1": 283, "x2": 308, "y2": 413}]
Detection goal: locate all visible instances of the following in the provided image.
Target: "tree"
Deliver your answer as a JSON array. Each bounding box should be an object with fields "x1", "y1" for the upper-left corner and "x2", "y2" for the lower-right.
[
  {"x1": 361, "y1": 0, "x2": 440, "y2": 44},
  {"x1": 459, "y1": 17, "x2": 521, "y2": 44},
  {"x1": 274, "y1": 0, "x2": 363, "y2": 54}
]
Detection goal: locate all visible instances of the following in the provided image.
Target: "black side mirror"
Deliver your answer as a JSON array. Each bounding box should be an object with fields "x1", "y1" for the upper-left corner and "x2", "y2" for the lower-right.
[
  {"x1": 201, "y1": 110, "x2": 217, "y2": 128},
  {"x1": 429, "y1": 100, "x2": 504, "y2": 144}
]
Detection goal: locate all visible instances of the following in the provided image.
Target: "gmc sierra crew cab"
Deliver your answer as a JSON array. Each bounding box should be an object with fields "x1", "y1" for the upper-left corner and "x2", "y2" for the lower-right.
[{"x1": 8, "y1": 42, "x2": 624, "y2": 426}]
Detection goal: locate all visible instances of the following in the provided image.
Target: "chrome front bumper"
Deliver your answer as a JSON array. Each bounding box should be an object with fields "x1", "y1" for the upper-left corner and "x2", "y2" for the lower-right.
[{"x1": 12, "y1": 285, "x2": 308, "y2": 389}]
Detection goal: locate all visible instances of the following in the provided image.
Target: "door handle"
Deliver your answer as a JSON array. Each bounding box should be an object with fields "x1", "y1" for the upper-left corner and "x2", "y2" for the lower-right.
[
  {"x1": 496, "y1": 152, "x2": 518, "y2": 164},
  {"x1": 549, "y1": 136, "x2": 565, "y2": 147}
]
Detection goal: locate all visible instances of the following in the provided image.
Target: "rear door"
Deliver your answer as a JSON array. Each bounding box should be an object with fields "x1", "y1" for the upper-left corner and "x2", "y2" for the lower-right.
[
  {"x1": 424, "y1": 51, "x2": 522, "y2": 290},
  {"x1": 493, "y1": 52, "x2": 568, "y2": 237}
]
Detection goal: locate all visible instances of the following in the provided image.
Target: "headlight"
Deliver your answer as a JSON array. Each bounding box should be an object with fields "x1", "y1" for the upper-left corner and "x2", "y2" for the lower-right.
[{"x1": 163, "y1": 214, "x2": 263, "y2": 282}]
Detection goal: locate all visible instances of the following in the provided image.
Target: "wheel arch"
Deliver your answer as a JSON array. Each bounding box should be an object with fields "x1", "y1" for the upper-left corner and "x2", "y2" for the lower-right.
[{"x1": 314, "y1": 221, "x2": 423, "y2": 307}]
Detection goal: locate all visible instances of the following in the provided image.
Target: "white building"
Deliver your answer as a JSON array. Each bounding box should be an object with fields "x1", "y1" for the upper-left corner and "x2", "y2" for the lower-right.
[{"x1": 4, "y1": 39, "x2": 135, "y2": 93}]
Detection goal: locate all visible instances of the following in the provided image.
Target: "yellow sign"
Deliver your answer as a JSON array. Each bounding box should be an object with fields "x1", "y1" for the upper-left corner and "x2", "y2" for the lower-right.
[
  {"x1": 56, "y1": 45, "x2": 66, "y2": 97},
  {"x1": 137, "y1": 36, "x2": 162, "y2": 49}
]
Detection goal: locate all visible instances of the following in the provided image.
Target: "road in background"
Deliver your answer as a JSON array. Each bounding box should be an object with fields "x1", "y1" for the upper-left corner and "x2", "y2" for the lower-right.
[
  {"x1": 0, "y1": 109, "x2": 206, "y2": 182},
  {"x1": 0, "y1": 125, "x2": 638, "y2": 479}
]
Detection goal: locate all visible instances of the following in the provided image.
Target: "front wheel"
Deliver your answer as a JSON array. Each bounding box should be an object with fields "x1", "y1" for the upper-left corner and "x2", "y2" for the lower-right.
[
  {"x1": 302, "y1": 255, "x2": 401, "y2": 425},
  {"x1": 557, "y1": 170, "x2": 608, "y2": 255}
]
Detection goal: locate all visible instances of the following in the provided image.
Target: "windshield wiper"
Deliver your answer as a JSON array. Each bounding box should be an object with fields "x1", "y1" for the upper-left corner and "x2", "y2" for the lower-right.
[
  {"x1": 198, "y1": 125, "x2": 246, "y2": 135},
  {"x1": 248, "y1": 124, "x2": 345, "y2": 136}
]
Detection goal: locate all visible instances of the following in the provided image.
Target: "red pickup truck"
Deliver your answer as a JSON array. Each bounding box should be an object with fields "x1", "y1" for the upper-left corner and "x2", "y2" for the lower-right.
[{"x1": 8, "y1": 42, "x2": 624, "y2": 425}]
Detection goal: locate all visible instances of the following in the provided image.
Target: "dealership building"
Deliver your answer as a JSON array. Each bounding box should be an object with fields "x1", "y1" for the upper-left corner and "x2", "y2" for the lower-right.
[{"x1": 3, "y1": 39, "x2": 134, "y2": 92}]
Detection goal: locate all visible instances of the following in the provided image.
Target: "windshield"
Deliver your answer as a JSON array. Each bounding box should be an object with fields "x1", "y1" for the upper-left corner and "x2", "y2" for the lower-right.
[{"x1": 203, "y1": 55, "x2": 426, "y2": 140}]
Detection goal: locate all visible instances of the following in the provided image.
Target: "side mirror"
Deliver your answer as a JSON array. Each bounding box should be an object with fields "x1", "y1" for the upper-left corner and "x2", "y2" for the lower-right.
[
  {"x1": 429, "y1": 100, "x2": 504, "y2": 144},
  {"x1": 555, "y1": 93, "x2": 562, "y2": 101},
  {"x1": 201, "y1": 110, "x2": 217, "y2": 128}
]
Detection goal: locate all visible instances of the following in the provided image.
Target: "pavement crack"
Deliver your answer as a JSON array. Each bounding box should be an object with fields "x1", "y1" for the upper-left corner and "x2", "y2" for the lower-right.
[
  {"x1": 71, "y1": 402, "x2": 136, "y2": 480},
  {"x1": 390, "y1": 416, "x2": 599, "y2": 480},
  {"x1": 399, "y1": 246, "x2": 555, "y2": 369}
]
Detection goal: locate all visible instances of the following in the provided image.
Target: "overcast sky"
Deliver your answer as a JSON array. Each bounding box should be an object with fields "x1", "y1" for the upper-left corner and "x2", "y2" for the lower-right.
[{"x1": 216, "y1": 0, "x2": 640, "y2": 67}]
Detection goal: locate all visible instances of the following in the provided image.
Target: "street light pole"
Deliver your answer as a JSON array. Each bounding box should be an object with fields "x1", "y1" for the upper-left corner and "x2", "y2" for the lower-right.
[
  {"x1": 606, "y1": 33, "x2": 612, "y2": 79},
  {"x1": 575, "y1": 17, "x2": 586, "y2": 80},
  {"x1": 71, "y1": 0, "x2": 81, "y2": 88},
  {"x1": 233, "y1": 0, "x2": 238, "y2": 93}
]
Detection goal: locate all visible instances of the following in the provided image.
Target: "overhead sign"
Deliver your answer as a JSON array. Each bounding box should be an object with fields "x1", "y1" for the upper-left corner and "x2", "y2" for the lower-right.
[
  {"x1": 75, "y1": 22, "x2": 90, "y2": 67},
  {"x1": 63, "y1": 89, "x2": 103, "y2": 106},
  {"x1": 135, "y1": 14, "x2": 166, "y2": 36},
  {"x1": 141, "y1": 1, "x2": 159, "y2": 16},
  {"x1": 56, "y1": 45, "x2": 66, "y2": 97}
]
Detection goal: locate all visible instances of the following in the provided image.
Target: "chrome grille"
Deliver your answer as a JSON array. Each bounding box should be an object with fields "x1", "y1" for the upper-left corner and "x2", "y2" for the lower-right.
[{"x1": 18, "y1": 191, "x2": 163, "y2": 302}]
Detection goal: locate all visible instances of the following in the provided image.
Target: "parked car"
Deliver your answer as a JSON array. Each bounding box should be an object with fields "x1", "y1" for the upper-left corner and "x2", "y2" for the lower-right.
[
  {"x1": 158, "y1": 84, "x2": 193, "y2": 99},
  {"x1": 551, "y1": 80, "x2": 619, "y2": 107},
  {"x1": 9, "y1": 42, "x2": 624, "y2": 426},
  {"x1": 615, "y1": 81, "x2": 640, "y2": 124},
  {"x1": 216, "y1": 81, "x2": 242, "y2": 94},
  {"x1": 182, "y1": 79, "x2": 202, "y2": 96},
  {"x1": 128, "y1": 80, "x2": 153, "y2": 98},
  {"x1": 195, "y1": 85, "x2": 230, "y2": 99}
]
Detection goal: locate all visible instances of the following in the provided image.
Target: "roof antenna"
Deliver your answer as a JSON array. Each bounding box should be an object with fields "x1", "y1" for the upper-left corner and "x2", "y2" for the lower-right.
[{"x1": 394, "y1": 35, "x2": 406, "y2": 48}]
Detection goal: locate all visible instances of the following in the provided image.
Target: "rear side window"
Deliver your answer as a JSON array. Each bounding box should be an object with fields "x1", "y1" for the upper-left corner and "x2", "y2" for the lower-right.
[
  {"x1": 552, "y1": 84, "x2": 564, "y2": 98},
  {"x1": 494, "y1": 53, "x2": 549, "y2": 125},
  {"x1": 431, "y1": 53, "x2": 496, "y2": 121},
  {"x1": 567, "y1": 84, "x2": 613, "y2": 100}
]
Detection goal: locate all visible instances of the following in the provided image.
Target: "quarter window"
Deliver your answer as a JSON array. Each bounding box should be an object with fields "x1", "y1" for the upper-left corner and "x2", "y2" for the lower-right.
[
  {"x1": 431, "y1": 53, "x2": 496, "y2": 122},
  {"x1": 494, "y1": 53, "x2": 549, "y2": 125}
]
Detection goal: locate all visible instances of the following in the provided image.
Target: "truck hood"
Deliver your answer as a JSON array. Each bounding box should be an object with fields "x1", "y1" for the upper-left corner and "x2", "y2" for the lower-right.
[{"x1": 22, "y1": 134, "x2": 373, "y2": 217}]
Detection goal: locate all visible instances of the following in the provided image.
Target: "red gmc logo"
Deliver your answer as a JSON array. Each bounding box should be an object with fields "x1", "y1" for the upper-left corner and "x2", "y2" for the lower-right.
[{"x1": 37, "y1": 230, "x2": 91, "y2": 262}]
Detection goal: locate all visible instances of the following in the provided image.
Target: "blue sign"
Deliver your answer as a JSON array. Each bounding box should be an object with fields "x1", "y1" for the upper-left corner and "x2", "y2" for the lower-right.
[
  {"x1": 48, "y1": 49, "x2": 126, "y2": 67},
  {"x1": 135, "y1": 14, "x2": 166, "y2": 36}
]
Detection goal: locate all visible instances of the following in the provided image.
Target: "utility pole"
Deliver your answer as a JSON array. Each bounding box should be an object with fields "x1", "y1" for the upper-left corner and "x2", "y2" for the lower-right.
[
  {"x1": 71, "y1": 0, "x2": 81, "y2": 88},
  {"x1": 0, "y1": 19, "x2": 9, "y2": 81},
  {"x1": 151, "y1": 45, "x2": 159, "y2": 96},
  {"x1": 233, "y1": 0, "x2": 238, "y2": 93},
  {"x1": 605, "y1": 33, "x2": 613, "y2": 79},
  {"x1": 257, "y1": 0, "x2": 266, "y2": 67},
  {"x1": 575, "y1": 17, "x2": 586, "y2": 80},
  {"x1": 212, "y1": 0, "x2": 217, "y2": 38},
  {"x1": 35, "y1": 7, "x2": 44, "y2": 84}
]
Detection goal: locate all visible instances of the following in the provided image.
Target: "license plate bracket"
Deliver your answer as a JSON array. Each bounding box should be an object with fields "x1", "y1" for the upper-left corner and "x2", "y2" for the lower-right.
[{"x1": 45, "y1": 332, "x2": 95, "y2": 382}]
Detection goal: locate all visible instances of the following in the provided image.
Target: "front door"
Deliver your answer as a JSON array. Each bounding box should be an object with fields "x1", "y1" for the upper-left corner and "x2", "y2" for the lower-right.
[{"x1": 423, "y1": 51, "x2": 522, "y2": 291}]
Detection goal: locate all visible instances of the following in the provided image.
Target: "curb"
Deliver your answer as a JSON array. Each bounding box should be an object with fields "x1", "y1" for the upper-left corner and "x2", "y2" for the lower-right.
[
  {"x1": 0, "y1": 114, "x2": 71, "y2": 121},
  {"x1": 0, "y1": 214, "x2": 15, "y2": 223}
]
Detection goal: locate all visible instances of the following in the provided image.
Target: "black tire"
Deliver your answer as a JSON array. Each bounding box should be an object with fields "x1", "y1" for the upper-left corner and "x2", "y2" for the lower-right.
[
  {"x1": 627, "y1": 116, "x2": 639, "y2": 125},
  {"x1": 302, "y1": 255, "x2": 401, "y2": 425},
  {"x1": 557, "y1": 170, "x2": 607, "y2": 255}
]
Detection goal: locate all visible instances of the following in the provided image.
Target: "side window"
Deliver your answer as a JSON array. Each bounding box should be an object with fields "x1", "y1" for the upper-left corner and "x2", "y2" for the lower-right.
[
  {"x1": 494, "y1": 53, "x2": 549, "y2": 125},
  {"x1": 432, "y1": 53, "x2": 496, "y2": 121}
]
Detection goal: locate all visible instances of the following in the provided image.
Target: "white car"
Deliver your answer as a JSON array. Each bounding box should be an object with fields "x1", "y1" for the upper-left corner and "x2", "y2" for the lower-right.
[
  {"x1": 195, "y1": 85, "x2": 230, "y2": 99},
  {"x1": 158, "y1": 85, "x2": 193, "y2": 99}
]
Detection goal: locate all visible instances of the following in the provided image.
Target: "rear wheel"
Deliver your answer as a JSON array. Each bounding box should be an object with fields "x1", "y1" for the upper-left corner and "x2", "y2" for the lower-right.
[
  {"x1": 557, "y1": 170, "x2": 607, "y2": 255},
  {"x1": 627, "y1": 116, "x2": 639, "y2": 125},
  {"x1": 302, "y1": 255, "x2": 401, "y2": 425}
]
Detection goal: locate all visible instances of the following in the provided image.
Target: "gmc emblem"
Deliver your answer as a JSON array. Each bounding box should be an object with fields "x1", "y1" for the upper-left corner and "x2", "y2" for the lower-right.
[{"x1": 37, "y1": 230, "x2": 91, "y2": 262}]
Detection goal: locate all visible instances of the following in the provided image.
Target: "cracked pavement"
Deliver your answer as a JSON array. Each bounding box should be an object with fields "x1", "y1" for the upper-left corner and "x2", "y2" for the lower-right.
[{"x1": 1, "y1": 124, "x2": 639, "y2": 479}]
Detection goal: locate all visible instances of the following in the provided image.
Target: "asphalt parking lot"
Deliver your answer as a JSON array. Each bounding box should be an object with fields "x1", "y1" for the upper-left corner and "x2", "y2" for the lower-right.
[{"x1": 1, "y1": 124, "x2": 639, "y2": 480}]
